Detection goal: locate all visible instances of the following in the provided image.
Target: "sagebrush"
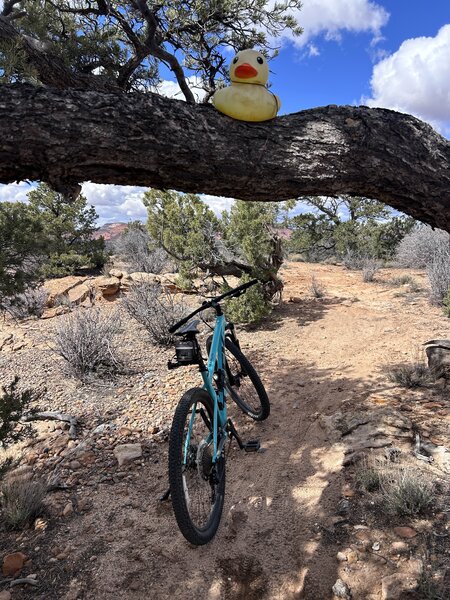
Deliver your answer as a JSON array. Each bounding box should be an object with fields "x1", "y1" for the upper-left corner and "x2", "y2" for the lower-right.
[
  {"x1": 122, "y1": 281, "x2": 187, "y2": 346},
  {"x1": 395, "y1": 225, "x2": 450, "y2": 268},
  {"x1": 54, "y1": 308, "x2": 123, "y2": 377}
]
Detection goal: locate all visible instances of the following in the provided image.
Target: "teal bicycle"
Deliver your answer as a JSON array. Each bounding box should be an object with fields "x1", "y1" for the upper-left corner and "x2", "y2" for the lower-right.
[{"x1": 166, "y1": 279, "x2": 270, "y2": 545}]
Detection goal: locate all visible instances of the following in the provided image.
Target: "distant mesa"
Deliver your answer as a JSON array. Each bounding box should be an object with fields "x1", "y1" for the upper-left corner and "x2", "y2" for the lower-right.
[{"x1": 93, "y1": 222, "x2": 127, "y2": 241}]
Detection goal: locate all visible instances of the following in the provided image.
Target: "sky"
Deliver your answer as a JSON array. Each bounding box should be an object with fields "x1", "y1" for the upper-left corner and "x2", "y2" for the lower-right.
[{"x1": 1, "y1": 0, "x2": 449, "y2": 224}]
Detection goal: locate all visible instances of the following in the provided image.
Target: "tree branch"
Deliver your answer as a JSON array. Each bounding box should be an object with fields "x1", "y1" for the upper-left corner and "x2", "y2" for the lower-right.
[
  {"x1": 0, "y1": 85, "x2": 449, "y2": 231},
  {"x1": 0, "y1": 16, "x2": 120, "y2": 92}
]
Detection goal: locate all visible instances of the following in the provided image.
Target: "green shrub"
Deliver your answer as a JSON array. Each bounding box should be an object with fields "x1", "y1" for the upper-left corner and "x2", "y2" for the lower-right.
[
  {"x1": 444, "y1": 286, "x2": 450, "y2": 317},
  {"x1": 381, "y1": 468, "x2": 434, "y2": 517},
  {"x1": 225, "y1": 277, "x2": 271, "y2": 324}
]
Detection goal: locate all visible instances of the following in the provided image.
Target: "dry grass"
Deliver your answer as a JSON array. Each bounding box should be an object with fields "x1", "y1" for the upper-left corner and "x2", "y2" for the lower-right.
[
  {"x1": 358, "y1": 456, "x2": 435, "y2": 518},
  {"x1": 1, "y1": 478, "x2": 46, "y2": 530},
  {"x1": 309, "y1": 274, "x2": 326, "y2": 298},
  {"x1": 380, "y1": 467, "x2": 435, "y2": 517}
]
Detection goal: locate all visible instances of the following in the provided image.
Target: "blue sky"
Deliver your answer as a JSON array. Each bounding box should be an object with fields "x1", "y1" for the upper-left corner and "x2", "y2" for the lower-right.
[{"x1": 1, "y1": 0, "x2": 449, "y2": 223}]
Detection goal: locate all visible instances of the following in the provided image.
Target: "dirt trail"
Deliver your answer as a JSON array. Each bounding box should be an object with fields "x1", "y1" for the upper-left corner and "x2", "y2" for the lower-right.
[
  {"x1": 3, "y1": 262, "x2": 447, "y2": 600},
  {"x1": 66, "y1": 263, "x2": 444, "y2": 600}
]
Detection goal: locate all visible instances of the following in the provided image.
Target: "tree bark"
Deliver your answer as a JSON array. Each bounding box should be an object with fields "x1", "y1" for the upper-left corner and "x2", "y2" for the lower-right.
[{"x1": 0, "y1": 84, "x2": 449, "y2": 231}]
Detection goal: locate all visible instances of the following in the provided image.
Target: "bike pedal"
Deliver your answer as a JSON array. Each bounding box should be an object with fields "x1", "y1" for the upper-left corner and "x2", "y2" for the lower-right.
[{"x1": 243, "y1": 440, "x2": 260, "y2": 453}]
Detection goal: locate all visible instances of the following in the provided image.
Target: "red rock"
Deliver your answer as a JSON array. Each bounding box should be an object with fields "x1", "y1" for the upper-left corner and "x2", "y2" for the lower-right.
[
  {"x1": 394, "y1": 526, "x2": 417, "y2": 539},
  {"x1": 2, "y1": 552, "x2": 27, "y2": 577},
  {"x1": 423, "y1": 402, "x2": 443, "y2": 410}
]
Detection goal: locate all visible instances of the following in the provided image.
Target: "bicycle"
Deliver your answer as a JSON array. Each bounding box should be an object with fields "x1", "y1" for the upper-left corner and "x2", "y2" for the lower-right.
[{"x1": 165, "y1": 278, "x2": 270, "y2": 545}]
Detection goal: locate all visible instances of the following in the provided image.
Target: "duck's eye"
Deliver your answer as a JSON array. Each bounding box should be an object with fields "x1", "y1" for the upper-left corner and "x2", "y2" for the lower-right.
[
  {"x1": 233, "y1": 56, "x2": 239, "y2": 64},
  {"x1": 257, "y1": 56, "x2": 264, "y2": 64}
]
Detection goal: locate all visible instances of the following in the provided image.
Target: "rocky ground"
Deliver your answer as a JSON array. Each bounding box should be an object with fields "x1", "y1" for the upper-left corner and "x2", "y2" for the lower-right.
[{"x1": 0, "y1": 262, "x2": 449, "y2": 600}]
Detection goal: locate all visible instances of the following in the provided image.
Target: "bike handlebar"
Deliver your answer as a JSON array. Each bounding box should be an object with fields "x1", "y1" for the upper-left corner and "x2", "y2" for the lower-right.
[{"x1": 168, "y1": 278, "x2": 259, "y2": 334}]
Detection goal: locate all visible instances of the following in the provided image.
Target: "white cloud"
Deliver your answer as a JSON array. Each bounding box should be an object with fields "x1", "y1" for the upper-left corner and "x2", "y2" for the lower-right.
[
  {"x1": 200, "y1": 194, "x2": 234, "y2": 216},
  {"x1": 364, "y1": 24, "x2": 450, "y2": 133},
  {"x1": 276, "y1": 0, "x2": 389, "y2": 47},
  {"x1": 0, "y1": 182, "x2": 34, "y2": 203},
  {"x1": 157, "y1": 75, "x2": 207, "y2": 102},
  {"x1": 81, "y1": 183, "x2": 148, "y2": 225}
]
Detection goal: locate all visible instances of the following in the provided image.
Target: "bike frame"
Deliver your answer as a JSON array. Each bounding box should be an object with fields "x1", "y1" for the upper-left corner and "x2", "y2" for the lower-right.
[{"x1": 183, "y1": 312, "x2": 228, "y2": 467}]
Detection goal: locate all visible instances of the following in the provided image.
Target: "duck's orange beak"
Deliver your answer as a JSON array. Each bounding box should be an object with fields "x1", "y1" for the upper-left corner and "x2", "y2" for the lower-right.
[{"x1": 234, "y1": 63, "x2": 258, "y2": 79}]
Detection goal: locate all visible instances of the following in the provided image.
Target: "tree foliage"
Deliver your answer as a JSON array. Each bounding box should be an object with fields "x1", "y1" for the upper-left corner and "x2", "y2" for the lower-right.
[
  {"x1": 0, "y1": 0, "x2": 302, "y2": 101},
  {"x1": 27, "y1": 183, "x2": 106, "y2": 277},
  {"x1": 289, "y1": 196, "x2": 415, "y2": 262},
  {"x1": 0, "y1": 200, "x2": 44, "y2": 306},
  {"x1": 144, "y1": 189, "x2": 222, "y2": 281}
]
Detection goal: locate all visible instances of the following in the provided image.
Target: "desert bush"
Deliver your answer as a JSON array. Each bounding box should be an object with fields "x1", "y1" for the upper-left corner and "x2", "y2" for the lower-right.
[
  {"x1": 444, "y1": 286, "x2": 450, "y2": 317},
  {"x1": 342, "y1": 249, "x2": 366, "y2": 270},
  {"x1": 122, "y1": 281, "x2": 187, "y2": 346},
  {"x1": 355, "y1": 456, "x2": 382, "y2": 492},
  {"x1": 361, "y1": 257, "x2": 380, "y2": 282},
  {"x1": 309, "y1": 274, "x2": 326, "y2": 298},
  {"x1": 386, "y1": 362, "x2": 434, "y2": 388},
  {"x1": 395, "y1": 225, "x2": 450, "y2": 268},
  {"x1": 54, "y1": 308, "x2": 123, "y2": 378},
  {"x1": 0, "y1": 377, "x2": 34, "y2": 452},
  {"x1": 3, "y1": 286, "x2": 48, "y2": 319},
  {"x1": 1, "y1": 479, "x2": 46, "y2": 529},
  {"x1": 427, "y1": 243, "x2": 450, "y2": 306},
  {"x1": 225, "y1": 276, "x2": 271, "y2": 325},
  {"x1": 114, "y1": 224, "x2": 168, "y2": 274},
  {"x1": 380, "y1": 467, "x2": 434, "y2": 517}
]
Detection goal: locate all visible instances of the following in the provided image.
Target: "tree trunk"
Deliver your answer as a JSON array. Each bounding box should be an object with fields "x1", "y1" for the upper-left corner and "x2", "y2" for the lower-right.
[{"x1": 0, "y1": 84, "x2": 449, "y2": 231}]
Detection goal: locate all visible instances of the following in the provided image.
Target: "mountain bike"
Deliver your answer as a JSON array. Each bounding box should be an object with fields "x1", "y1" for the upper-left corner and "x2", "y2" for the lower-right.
[{"x1": 165, "y1": 278, "x2": 270, "y2": 545}]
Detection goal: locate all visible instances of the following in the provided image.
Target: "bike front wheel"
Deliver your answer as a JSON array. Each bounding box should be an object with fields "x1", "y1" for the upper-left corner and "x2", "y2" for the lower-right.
[
  {"x1": 207, "y1": 336, "x2": 270, "y2": 421},
  {"x1": 168, "y1": 388, "x2": 225, "y2": 545}
]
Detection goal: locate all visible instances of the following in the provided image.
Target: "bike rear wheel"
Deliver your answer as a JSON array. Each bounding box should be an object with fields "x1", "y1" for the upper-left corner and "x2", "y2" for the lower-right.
[
  {"x1": 168, "y1": 388, "x2": 225, "y2": 545},
  {"x1": 207, "y1": 337, "x2": 270, "y2": 421}
]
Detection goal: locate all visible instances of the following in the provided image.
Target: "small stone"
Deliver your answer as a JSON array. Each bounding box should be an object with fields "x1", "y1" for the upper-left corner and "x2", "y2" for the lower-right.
[
  {"x1": 336, "y1": 551, "x2": 347, "y2": 562},
  {"x1": 69, "y1": 460, "x2": 81, "y2": 470},
  {"x1": 394, "y1": 526, "x2": 417, "y2": 539},
  {"x1": 149, "y1": 425, "x2": 160, "y2": 435},
  {"x1": 391, "y1": 541, "x2": 408, "y2": 554},
  {"x1": 0, "y1": 591, "x2": 12, "y2": 600},
  {"x1": 113, "y1": 443, "x2": 142, "y2": 467},
  {"x1": 332, "y1": 578, "x2": 351, "y2": 599},
  {"x1": 118, "y1": 426, "x2": 132, "y2": 436},
  {"x1": 346, "y1": 550, "x2": 359, "y2": 563},
  {"x1": 63, "y1": 501, "x2": 74, "y2": 517},
  {"x1": 77, "y1": 498, "x2": 92, "y2": 512},
  {"x1": 2, "y1": 552, "x2": 27, "y2": 577},
  {"x1": 34, "y1": 518, "x2": 48, "y2": 531},
  {"x1": 423, "y1": 402, "x2": 443, "y2": 410},
  {"x1": 372, "y1": 542, "x2": 381, "y2": 551},
  {"x1": 341, "y1": 484, "x2": 355, "y2": 498}
]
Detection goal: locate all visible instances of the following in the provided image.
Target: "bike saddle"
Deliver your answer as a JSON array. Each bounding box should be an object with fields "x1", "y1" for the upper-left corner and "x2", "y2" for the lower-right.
[{"x1": 174, "y1": 319, "x2": 200, "y2": 336}]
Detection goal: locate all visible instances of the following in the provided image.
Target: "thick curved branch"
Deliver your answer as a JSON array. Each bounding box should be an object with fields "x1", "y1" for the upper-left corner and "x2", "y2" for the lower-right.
[{"x1": 0, "y1": 84, "x2": 449, "y2": 231}]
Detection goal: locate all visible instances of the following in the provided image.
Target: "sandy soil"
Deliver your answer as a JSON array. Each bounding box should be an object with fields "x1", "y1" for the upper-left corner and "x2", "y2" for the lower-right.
[{"x1": 1, "y1": 262, "x2": 449, "y2": 600}]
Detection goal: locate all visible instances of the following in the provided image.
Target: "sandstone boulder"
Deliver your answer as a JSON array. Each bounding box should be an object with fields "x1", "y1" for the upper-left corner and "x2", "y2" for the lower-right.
[{"x1": 93, "y1": 276, "x2": 120, "y2": 297}]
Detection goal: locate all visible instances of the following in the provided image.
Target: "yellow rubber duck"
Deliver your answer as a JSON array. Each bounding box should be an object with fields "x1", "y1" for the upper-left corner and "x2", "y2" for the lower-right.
[{"x1": 212, "y1": 49, "x2": 281, "y2": 122}]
